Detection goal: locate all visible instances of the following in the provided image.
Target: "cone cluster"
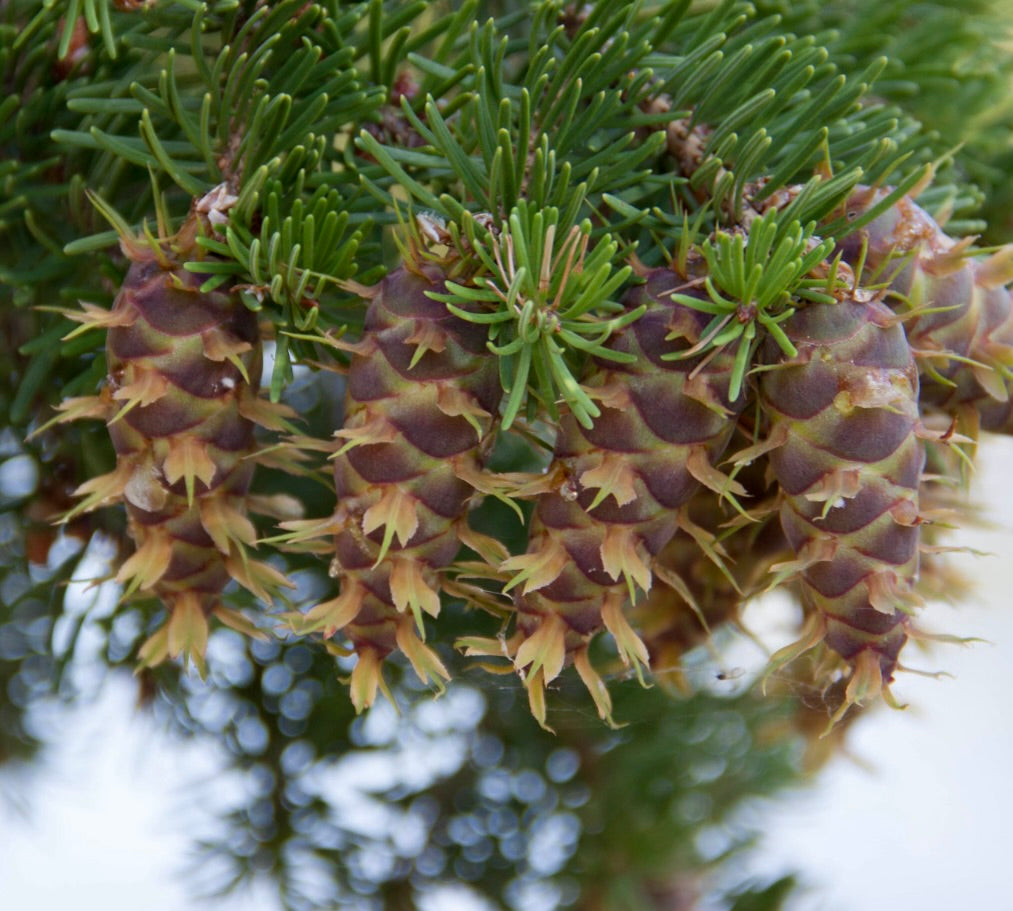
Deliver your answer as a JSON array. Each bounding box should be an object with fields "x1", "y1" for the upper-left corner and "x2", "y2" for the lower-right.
[{"x1": 58, "y1": 189, "x2": 1010, "y2": 726}]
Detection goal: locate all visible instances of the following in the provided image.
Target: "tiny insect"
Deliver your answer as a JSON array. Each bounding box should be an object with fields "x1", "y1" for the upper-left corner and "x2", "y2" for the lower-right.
[{"x1": 715, "y1": 667, "x2": 745, "y2": 681}]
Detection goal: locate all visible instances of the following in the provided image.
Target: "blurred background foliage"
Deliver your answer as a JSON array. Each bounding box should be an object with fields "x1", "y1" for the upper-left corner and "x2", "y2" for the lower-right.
[{"x1": 1, "y1": 0, "x2": 1011, "y2": 909}]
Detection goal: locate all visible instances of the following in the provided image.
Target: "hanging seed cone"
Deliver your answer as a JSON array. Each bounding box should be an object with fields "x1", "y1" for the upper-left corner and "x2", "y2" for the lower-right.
[
  {"x1": 750, "y1": 295, "x2": 926, "y2": 724},
  {"x1": 841, "y1": 187, "x2": 1013, "y2": 434},
  {"x1": 285, "y1": 258, "x2": 502, "y2": 711},
  {"x1": 504, "y1": 268, "x2": 748, "y2": 725},
  {"x1": 53, "y1": 213, "x2": 294, "y2": 672}
]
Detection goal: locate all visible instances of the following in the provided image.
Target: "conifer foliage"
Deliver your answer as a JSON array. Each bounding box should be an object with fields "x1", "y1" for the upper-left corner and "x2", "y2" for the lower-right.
[{"x1": 4, "y1": 0, "x2": 1012, "y2": 744}]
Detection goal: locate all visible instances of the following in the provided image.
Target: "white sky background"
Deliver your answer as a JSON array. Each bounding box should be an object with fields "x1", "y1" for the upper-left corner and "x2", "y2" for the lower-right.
[{"x1": 2, "y1": 438, "x2": 1013, "y2": 911}]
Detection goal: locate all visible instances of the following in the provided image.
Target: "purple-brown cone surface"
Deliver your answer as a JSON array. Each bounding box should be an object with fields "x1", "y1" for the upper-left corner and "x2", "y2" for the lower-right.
[
  {"x1": 755, "y1": 296, "x2": 925, "y2": 720},
  {"x1": 288, "y1": 261, "x2": 501, "y2": 710},
  {"x1": 505, "y1": 268, "x2": 748, "y2": 724}
]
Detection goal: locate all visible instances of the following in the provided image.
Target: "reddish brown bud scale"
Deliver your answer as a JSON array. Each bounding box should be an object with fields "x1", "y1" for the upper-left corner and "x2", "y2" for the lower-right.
[
  {"x1": 759, "y1": 296, "x2": 924, "y2": 717},
  {"x1": 508, "y1": 269, "x2": 748, "y2": 724},
  {"x1": 842, "y1": 187, "x2": 1013, "y2": 432}
]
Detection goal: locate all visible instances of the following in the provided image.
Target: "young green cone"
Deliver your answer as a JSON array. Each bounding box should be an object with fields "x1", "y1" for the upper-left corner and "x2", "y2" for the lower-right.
[
  {"x1": 754, "y1": 296, "x2": 925, "y2": 722},
  {"x1": 57, "y1": 215, "x2": 292, "y2": 671},
  {"x1": 506, "y1": 268, "x2": 748, "y2": 725},
  {"x1": 287, "y1": 259, "x2": 501, "y2": 711}
]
